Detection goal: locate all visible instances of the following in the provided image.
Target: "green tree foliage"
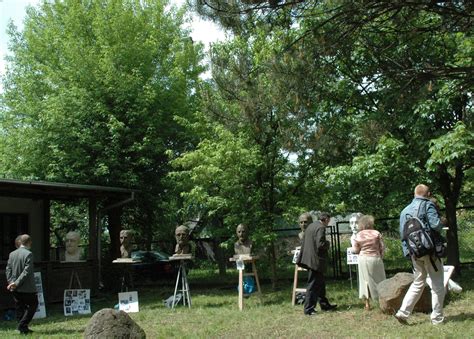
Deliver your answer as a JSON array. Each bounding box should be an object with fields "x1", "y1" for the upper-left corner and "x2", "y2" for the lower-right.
[
  {"x1": 168, "y1": 32, "x2": 278, "y2": 282},
  {"x1": 0, "y1": 0, "x2": 204, "y2": 248},
  {"x1": 189, "y1": 0, "x2": 473, "y2": 271}
]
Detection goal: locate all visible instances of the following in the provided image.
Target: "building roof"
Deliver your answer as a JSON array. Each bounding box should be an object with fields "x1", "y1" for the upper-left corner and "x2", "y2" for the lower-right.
[{"x1": 0, "y1": 178, "x2": 136, "y2": 200}]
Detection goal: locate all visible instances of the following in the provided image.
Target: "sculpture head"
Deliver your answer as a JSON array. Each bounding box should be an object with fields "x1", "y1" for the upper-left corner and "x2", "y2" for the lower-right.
[
  {"x1": 119, "y1": 230, "x2": 133, "y2": 258},
  {"x1": 120, "y1": 230, "x2": 132, "y2": 247},
  {"x1": 65, "y1": 231, "x2": 80, "y2": 255},
  {"x1": 349, "y1": 213, "x2": 363, "y2": 234},
  {"x1": 175, "y1": 225, "x2": 190, "y2": 247},
  {"x1": 234, "y1": 224, "x2": 252, "y2": 255},
  {"x1": 298, "y1": 212, "x2": 313, "y2": 232},
  {"x1": 236, "y1": 224, "x2": 249, "y2": 244}
]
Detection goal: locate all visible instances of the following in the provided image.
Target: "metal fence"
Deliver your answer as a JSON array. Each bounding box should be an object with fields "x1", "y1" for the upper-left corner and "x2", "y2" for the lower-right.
[{"x1": 275, "y1": 206, "x2": 474, "y2": 279}]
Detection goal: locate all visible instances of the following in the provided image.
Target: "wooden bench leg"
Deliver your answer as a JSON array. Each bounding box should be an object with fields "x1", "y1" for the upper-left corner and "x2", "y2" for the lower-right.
[{"x1": 238, "y1": 269, "x2": 243, "y2": 311}]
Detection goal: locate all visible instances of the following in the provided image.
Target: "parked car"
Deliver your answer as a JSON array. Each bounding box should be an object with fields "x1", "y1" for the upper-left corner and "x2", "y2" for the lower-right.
[{"x1": 131, "y1": 250, "x2": 178, "y2": 281}]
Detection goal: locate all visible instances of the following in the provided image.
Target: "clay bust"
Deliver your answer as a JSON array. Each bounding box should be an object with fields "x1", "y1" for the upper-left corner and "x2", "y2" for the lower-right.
[
  {"x1": 174, "y1": 225, "x2": 191, "y2": 255},
  {"x1": 65, "y1": 231, "x2": 82, "y2": 262},
  {"x1": 234, "y1": 224, "x2": 252, "y2": 256},
  {"x1": 119, "y1": 230, "x2": 133, "y2": 258},
  {"x1": 298, "y1": 212, "x2": 313, "y2": 240}
]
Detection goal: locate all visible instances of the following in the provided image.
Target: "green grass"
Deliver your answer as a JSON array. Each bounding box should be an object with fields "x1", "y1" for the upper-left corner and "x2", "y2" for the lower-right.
[{"x1": 1, "y1": 267, "x2": 473, "y2": 338}]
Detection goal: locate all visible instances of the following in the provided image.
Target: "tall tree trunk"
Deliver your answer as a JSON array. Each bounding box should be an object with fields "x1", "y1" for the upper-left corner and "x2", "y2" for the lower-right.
[
  {"x1": 215, "y1": 237, "x2": 227, "y2": 276},
  {"x1": 269, "y1": 241, "x2": 277, "y2": 289},
  {"x1": 107, "y1": 205, "x2": 123, "y2": 259},
  {"x1": 438, "y1": 163, "x2": 463, "y2": 275}
]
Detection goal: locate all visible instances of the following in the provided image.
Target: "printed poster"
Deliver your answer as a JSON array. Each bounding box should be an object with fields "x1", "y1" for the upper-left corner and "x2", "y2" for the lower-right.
[
  {"x1": 33, "y1": 272, "x2": 46, "y2": 319},
  {"x1": 64, "y1": 289, "x2": 91, "y2": 316},
  {"x1": 118, "y1": 291, "x2": 139, "y2": 313},
  {"x1": 346, "y1": 248, "x2": 359, "y2": 265},
  {"x1": 292, "y1": 247, "x2": 301, "y2": 264}
]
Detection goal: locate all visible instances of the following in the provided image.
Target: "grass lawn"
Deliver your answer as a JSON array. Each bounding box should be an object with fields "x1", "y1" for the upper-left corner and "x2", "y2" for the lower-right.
[{"x1": 1, "y1": 266, "x2": 473, "y2": 338}]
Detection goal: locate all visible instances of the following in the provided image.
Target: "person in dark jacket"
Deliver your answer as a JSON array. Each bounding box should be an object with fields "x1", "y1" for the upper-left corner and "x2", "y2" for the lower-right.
[
  {"x1": 6, "y1": 234, "x2": 38, "y2": 335},
  {"x1": 297, "y1": 212, "x2": 337, "y2": 315}
]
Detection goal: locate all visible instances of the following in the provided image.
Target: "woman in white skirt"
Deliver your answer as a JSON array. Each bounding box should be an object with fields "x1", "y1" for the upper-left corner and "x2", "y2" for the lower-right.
[{"x1": 352, "y1": 215, "x2": 386, "y2": 310}]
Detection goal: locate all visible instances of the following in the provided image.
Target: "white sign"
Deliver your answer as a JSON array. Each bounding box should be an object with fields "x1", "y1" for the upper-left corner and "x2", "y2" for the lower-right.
[
  {"x1": 64, "y1": 289, "x2": 91, "y2": 316},
  {"x1": 118, "y1": 291, "x2": 139, "y2": 313},
  {"x1": 33, "y1": 272, "x2": 46, "y2": 319},
  {"x1": 292, "y1": 247, "x2": 301, "y2": 264},
  {"x1": 346, "y1": 248, "x2": 359, "y2": 265}
]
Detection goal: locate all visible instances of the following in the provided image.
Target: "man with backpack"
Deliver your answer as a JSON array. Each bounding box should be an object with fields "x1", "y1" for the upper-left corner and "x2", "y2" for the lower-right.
[{"x1": 395, "y1": 184, "x2": 446, "y2": 325}]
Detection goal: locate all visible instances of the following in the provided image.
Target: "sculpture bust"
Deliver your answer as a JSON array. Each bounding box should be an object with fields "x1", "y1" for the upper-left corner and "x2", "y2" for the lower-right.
[
  {"x1": 298, "y1": 212, "x2": 313, "y2": 240},
  {"x1": 119, "y1": 230, "x2": 133, "y2": 258},
  {"x1": 234, "y1": 224, "x2": 252, "y2": 256},
  {"x1": 349, "y1": 212, "x2": 363, "y2": 248},
  {"x1": 174, "y1": 225, "x2": 191, "y2": 255},
  {"x1": 65, "y1": 230, "x2": 83, "y2": 262}
]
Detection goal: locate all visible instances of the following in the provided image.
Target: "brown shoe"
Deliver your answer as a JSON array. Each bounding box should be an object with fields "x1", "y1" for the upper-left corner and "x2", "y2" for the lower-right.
[{"x1": 394, "y1": 314, "x2": 408, "y2": 325}]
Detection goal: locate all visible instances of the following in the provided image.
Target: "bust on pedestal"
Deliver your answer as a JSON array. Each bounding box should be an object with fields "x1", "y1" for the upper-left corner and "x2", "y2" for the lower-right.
[
  {"x1": 170, "y1": 225, "x2": 193, "y2": 308},
  {"x1": 233, "y1": 224, "x2": 252, "y2": 259},
  {"x1": 64, "y1": 230, "x2": 84, "y2": 262},
  {"x1": 120, "y1": 230, "x2": 133, "y2": 259},
  {"x1": 171, "y1": 225, "x2": 193, "y2": 259},
  {"x1": 349, "y1": 213, "x2": 363, "y2": 249}
]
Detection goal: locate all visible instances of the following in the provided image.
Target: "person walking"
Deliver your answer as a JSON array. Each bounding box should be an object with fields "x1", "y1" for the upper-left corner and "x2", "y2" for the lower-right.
[
  {"x1": 395, "y1": 184, "x2": 446, "y2": 325},
  {"x1": 5, "y1": 234, "x2": 38, "y2": 335},
  {"x1": 297, "y1": 212, "x2": 337, "y2": 315},
  {"x1": 351, "y1": 215, "x2": 386, "y2": 310}
]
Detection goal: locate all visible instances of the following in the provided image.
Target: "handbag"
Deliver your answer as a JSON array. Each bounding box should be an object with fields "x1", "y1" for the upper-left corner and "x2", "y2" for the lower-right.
[{"x1": 431, "y1": 230, "x2": 447, "y2": 258}]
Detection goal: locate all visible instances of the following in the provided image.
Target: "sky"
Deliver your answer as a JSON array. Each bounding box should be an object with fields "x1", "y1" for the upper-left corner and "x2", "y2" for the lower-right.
[{"x1": 0, "y1": 0, "x2": 226, "y2": 91}]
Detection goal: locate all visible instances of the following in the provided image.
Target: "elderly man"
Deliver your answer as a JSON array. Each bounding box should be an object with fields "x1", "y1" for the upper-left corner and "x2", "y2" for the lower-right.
[
  {"x1": 297, "y1": 212, "x2": 337, "y2": 315},
  {"x1": 298, "y1": 212, "x2": 313, "y2": 240},
  {"x1": 6, "y1": 234, "x2": 38, "y2": 335}
]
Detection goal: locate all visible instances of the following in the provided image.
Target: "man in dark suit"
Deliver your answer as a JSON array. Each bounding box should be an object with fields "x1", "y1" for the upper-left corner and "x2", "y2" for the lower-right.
[
  {"x1": 6, "y1": 234, "x2": 38, "y2": 335},
  {"x1": 297, "y1": 212, "x2": 337, "y2": 315}
]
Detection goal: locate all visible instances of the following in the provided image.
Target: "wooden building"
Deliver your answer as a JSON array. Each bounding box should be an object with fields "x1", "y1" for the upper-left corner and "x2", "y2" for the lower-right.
[{"x1": 0, "y1": 179, "x2": 135, "y2": 308}]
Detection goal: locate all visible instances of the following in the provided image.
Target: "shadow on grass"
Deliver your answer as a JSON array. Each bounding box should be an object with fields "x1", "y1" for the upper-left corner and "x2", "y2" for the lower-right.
[
  {"x1": 33, "y1": 328, "x2": 84, "y2": 335},
  {"x1": 447, "y1": 312, "x2": 474, "y2": 322}
]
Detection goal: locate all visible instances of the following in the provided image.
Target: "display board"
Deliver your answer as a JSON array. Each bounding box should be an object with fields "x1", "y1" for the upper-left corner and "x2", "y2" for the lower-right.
[
  {"x1": 346, "y1": 248, "x2": 359, "y2": 265},
  {"x1": 64, "y1": 289, "x2": 91, "y2": 316},
  {"x1": 33, "y1": 272, "x2": 46, "y2": 319},
  {"x1": 118, "y1": 291, "x2": 139, "y2": 313}
]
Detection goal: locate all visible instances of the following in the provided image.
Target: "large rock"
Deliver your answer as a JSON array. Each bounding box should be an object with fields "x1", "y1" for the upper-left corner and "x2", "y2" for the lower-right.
[
  {"x1": 84, "y1": 308, "x2": 146, "y2": 339},
  {"x1": 378, "y1": 272, "x2": 431, "y2": 314}
]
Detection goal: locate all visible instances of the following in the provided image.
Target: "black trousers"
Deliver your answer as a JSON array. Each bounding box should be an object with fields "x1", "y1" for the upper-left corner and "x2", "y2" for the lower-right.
[
  {"x1": 12, "y1": 291, "x2": 38, "y2": 331},
  {"x1": 304, "y1": 269, "x2": 328, "y2": 314}
]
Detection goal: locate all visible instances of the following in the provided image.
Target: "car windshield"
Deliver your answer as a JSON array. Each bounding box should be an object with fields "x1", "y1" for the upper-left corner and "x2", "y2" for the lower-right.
[{"x1": 131, "y1": 250, "x2": 170, "y2": 261}]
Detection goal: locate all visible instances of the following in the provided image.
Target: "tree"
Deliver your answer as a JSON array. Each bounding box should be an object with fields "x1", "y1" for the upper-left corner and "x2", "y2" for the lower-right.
[
  {"x1": 170, "y1": 26, "x2": 322, "y2": 284},
  {"x1": 190, "y1": 0, "x2": 473, "y2": 272},
  {"x1": 0, "y1": 0, "x2": 205, "y2": 254}
]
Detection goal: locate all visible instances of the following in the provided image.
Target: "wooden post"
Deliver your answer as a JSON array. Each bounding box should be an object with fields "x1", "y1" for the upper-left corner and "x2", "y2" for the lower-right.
[
  {"x1": 238, "y1": 268, "x2": 244, "y2": 311},
  {"x1": 230, "y1": 256, "x2": 261, "y2": 311},
  {"x1": 42, "y1": 199, "x2": 51, "y2": 261},
  {"x1": 291, "y1": 265, "x2": 307, "y2": 306}
]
